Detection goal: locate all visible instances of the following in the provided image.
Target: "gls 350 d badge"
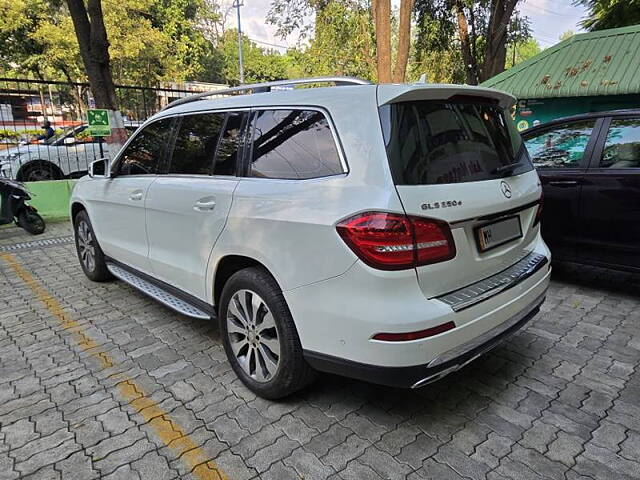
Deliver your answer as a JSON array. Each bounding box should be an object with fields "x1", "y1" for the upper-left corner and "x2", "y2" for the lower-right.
[{"x1": 421, "y1": 200, "x2": 463, "y2": 211}]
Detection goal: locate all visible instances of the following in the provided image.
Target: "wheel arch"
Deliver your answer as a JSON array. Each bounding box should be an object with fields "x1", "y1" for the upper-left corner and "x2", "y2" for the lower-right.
[
  {"x1": 213, "y1": 255, "x2": 279, "y2": 309},
  {"x1": 70, "y1": 201, "x2": 86, "y2": 223}
]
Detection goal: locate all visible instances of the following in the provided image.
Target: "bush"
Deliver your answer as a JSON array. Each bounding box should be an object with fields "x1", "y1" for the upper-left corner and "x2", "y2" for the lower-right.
[{"x1": 0, "y1": 129, "x2": 20, "y2": 141}]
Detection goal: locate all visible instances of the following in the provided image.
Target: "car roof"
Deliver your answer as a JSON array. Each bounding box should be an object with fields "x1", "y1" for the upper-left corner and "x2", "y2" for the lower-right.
[
  {"x1": 522, "y1": 109, "x2": 640, "y2": 136},
  {"x1": 150, "y1": 83, "x2": 516, "y2": 122}
]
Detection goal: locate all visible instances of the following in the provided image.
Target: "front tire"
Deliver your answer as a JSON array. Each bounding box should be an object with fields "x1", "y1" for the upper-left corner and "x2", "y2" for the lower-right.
[
  {"x1": 74, "y1": 210, "x2": 113, "y2": 282},
  {"x1": 219, "y1": 267, "x2": 316, "y2": 399},
  {"x1": 17, "y1": 210, "x2": 45, "y2": 235}
]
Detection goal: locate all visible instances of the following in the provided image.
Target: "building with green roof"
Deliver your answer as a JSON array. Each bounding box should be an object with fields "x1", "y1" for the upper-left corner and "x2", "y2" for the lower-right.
[{"x1": 482, "y1": 25, "x2": 640, "y2": 131}]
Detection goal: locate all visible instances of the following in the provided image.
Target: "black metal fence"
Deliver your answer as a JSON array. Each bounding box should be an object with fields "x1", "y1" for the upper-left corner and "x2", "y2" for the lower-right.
[{"x1": 0, "y1": 78, "x2": 222, "y2": 181}]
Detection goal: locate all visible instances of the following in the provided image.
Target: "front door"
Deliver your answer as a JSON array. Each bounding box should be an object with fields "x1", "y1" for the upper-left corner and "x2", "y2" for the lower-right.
[
  {"x1": 87, "y1": 117, "x2": 174, "y2": 275},
  {"x1": 524, "y1": 119, "x2": 600, "y2": 261},
  {"x1": 579, "y1": 116, "x2": 640, "y2": 269},
  {"x1": 145, "y1": 111, "x2": 246, "y2": 300}
]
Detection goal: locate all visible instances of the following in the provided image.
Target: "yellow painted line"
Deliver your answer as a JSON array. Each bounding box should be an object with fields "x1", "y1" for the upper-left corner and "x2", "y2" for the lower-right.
[{"x1": 0, "y1": 253, "x2": 228, "y2": 480}]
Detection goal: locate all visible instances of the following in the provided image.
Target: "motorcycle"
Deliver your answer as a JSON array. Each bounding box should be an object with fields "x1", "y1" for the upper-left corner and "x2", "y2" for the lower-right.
[{"x1": 0, "y1": 178, "x2": 46, "y2": 235}]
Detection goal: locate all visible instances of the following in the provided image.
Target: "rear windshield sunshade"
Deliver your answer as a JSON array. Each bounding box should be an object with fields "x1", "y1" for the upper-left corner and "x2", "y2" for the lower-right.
[{"x1": 380, "y1": 100, "x2": 532, "y2": 185}]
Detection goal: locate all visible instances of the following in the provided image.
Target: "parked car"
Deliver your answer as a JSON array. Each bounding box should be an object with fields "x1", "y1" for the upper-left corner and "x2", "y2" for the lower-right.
[
  {"x1": 70, "y1": 77, "x2": 550, "y2": 399},
  {"x1": 0, "y1": 123, "x2": 140, "y2": 181},
  {"x1": 523, "y1": 110, "x2": 640, "y2": 272}
]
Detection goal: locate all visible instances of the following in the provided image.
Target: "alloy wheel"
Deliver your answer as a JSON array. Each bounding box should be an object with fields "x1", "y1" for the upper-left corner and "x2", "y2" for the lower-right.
[
  {"x1": 226, "y1": 289, "x2": 281, "y2": 382},
  {"x1": 77, "y1": 220, "x2": 96, "y2": 272},
  {"x1": 25, "y1": 168, "x2": 54, "y2": 181}
]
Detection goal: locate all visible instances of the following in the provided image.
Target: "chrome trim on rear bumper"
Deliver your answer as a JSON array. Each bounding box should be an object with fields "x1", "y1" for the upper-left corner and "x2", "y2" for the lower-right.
[
  {"x1": 411, "y1": 291, "x2": 547, "y2": 388},
  {"x1": 436, "y1": 251, "x2": 548, "y2": 312}
]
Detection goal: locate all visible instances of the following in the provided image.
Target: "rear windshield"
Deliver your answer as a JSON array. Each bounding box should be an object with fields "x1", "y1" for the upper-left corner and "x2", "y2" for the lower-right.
[{"x1": 380, "y1": 100, "x2": 532, "y2": 185}]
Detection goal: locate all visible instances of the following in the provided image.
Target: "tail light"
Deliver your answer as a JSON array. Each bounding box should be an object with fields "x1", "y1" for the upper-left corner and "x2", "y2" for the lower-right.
[
  {"x1": 336, "y1": 212, "x2": 456, "y2": 270},
  {"x1": 533, "y1": 192, "x2": 543, "y2": 227}
]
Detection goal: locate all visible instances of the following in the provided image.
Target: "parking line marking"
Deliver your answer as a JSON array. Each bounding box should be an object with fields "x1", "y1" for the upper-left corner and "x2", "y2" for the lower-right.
[{"x1": 0, "y1": 253, "x2": 229, "y2": 480}]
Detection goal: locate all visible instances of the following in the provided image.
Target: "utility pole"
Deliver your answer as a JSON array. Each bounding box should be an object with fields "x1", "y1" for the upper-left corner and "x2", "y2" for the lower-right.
[{"x1": 233, "y1": 0, "x2": 245, "y2": 84}]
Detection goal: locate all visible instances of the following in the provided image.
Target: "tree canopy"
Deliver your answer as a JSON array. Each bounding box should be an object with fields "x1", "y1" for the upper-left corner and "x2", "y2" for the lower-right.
[
  {"x1": 0, "y1": 0, "x2": 555, "y2": 88},
  {"x1": 0, "y1": 0, "x2": 223, "y2": 85},
  {"x1": 575, "y1": 0, "x2": 640, "y2": 31}
]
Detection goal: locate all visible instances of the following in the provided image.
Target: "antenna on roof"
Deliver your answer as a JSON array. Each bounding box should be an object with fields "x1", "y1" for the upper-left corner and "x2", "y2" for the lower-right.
[{"x1": 418, "y1": 73, "x2": 428, "y2": 83}]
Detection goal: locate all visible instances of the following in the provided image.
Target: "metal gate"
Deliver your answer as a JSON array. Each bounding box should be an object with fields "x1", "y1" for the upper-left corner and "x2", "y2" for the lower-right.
[{"x1": 0, "y1": 78, "x2": 225, "y2": 181}]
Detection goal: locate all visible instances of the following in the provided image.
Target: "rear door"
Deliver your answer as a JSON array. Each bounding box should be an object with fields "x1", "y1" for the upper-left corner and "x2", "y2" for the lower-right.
[
  {"x1": 523, "y1": 119, "x2": 601, "y2": 261},
  {"x1": 579, "y1": 116, "x2": 640, "y2": 269},
  {"x1": 145, "y1": 110, "x2": 247, "y2": 300},
  {"x1": 379, "y1": 98, "x2": 542, "y2": 298}
]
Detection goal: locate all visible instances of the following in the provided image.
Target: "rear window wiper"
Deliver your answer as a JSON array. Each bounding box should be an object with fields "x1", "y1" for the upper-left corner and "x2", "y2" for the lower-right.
[{"x1": 492, "y1": 161, "x2": 523, "y2": 176}]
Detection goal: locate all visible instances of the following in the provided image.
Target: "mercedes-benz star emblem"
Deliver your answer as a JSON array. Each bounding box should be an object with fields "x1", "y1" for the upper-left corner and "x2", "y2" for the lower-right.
[{"x1": 500, "y1": 180, "x2": 512, "y2": 199}]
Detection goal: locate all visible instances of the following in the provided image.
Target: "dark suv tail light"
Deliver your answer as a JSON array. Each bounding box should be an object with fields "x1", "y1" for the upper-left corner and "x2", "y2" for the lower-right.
[
  {"x1": 533, "y1": 192, "x2": 543, "y2": 227},
  {"x1": 336, "y1": 212, "x2": 456, "y2": 270}
]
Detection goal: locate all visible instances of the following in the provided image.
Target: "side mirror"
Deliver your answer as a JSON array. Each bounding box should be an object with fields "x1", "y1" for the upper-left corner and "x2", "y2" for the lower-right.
[
  {"x1": 88, "y1": 158, "x2": 110, "y2": 178},
  {"x1": 64, "y1": 137, "x2": 76, "y2": 145}
]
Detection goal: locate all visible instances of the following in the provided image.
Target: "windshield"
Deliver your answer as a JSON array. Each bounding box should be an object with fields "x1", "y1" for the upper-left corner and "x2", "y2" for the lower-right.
[{"x1": 380, "y1": 100, "x2": 532, "y2": 185}]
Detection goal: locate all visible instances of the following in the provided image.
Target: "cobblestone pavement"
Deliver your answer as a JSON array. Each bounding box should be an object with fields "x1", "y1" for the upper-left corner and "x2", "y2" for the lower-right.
[{"x1": 1, "y1": 221, "x2": 640, "y2": 480}]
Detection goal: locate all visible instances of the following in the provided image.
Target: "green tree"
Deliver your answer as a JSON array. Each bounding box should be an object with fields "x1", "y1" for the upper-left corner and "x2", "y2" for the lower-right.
[
  {"x1": 219, "y1": 29, "x2": 288, "y2": 84},
  {"x1": 559, "y1": 29, "x2": 574, "y2": 41},
  {"x1": 0, "y1": 0, "x2": 222, "y2": 85},
  {"x1": 574, "y1": 0, "x2": 640, "y2": 31},
  {"x1": 286, "y1": 1, "x2": 376, "y2": 80},
  {"x1": 414, "y1": 0, "x2": 532, "y2": 84},
  {"x1": 505, "y1": 37, "x2": 541, "y2": 68},
  {"x1": 268, "y1": 0, "x2": 415, "y2": 83}
]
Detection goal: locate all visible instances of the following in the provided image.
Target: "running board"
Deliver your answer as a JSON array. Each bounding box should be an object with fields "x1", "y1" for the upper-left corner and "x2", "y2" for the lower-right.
[{"x1": 106, "y1": 263, "x2": 211, "y2": 320}]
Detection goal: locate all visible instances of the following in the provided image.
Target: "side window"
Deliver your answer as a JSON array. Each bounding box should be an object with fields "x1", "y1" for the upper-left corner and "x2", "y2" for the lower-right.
[
  {"x1": 214, "y1": 112, "x2": 244, "y2": 176},
  {"x1": 525, "y1": 121, "x2": 595, "y2": 169},
  {"x1": 248, "y1": 109, "x2": 343, "y2": 179},
  {"x1": 168, "y1": 113, "x2": 225, "y2": 175},
  {"x1": 600, "y1": 118, "x2": 640, "y2": 169},
  {"x1": 116, "y1": 118, "x2": 173, "y2": 176}
]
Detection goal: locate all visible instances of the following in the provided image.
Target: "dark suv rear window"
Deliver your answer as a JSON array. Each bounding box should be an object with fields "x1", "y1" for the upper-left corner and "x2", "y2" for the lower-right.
[{"x1": 380, "y1": 100, "x2": 531, "y2": 185}]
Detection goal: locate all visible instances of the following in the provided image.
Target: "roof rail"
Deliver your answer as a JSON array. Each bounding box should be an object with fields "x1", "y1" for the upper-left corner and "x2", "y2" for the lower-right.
[{"x1": 161, "y1": 76, "x2": 372, "y2": 111}]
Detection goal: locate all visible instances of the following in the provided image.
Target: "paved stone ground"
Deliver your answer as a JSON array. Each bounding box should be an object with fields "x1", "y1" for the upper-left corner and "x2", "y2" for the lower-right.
[{"x1": 1, "y1": 221, "x2": 640, "y2": 480}]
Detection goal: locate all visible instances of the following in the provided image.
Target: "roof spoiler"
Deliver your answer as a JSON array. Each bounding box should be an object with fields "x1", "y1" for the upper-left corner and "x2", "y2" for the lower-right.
[{"x1": 377, "y1": 84, "x2": 516, "y2": 109}]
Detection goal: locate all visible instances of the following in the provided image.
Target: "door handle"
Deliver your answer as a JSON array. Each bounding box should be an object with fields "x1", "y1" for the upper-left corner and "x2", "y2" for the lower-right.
[
  {"x1": 193, "y1": 200, "x2": 216, "y2": 211},
  {"x1": 548, "y1": 180, "x2": 578, "y2": 187},
  {"x1": 129, "y1": 190, "x2": 143, "y2": 201}
]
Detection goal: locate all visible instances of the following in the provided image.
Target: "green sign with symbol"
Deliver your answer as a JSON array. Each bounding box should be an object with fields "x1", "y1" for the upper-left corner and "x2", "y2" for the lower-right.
[{"x1": 87, "y1": 109, "x2": 111, "y2": 136}]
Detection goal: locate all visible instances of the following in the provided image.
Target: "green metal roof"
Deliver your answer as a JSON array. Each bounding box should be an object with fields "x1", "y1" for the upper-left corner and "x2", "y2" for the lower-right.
[{"x1": 482, "y1": 25, "x2": 640, "y2": 99}]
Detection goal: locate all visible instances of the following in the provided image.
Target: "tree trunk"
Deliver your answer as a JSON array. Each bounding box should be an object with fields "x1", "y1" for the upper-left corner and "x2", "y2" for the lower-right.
[
  {"x1": 392, "y1": 0, "x2": 415, "y2": 83},
  {"x1": 66, "y1": 0, "x2": 127, "y2": 153},
  {"x1": 454, "y1": 1, "x2": 477, "y2": 85},
  {"x1": 480, "y1": 0, "x2": 519, "y2": 82},
  {"x1": 373, "y1": 0, "x2": 392, "y2": 83}
]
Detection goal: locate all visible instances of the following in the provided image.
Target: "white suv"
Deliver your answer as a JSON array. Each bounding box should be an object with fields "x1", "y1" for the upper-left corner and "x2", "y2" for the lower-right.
[{"x1": 71, "y1": 77, "x2": 551, "y2": 399}]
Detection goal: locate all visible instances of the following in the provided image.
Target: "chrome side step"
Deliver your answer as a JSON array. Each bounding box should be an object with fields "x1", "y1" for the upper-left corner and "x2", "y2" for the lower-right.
[{"x1": 106, "y1": 263, "x2": 210, "y2": 320}]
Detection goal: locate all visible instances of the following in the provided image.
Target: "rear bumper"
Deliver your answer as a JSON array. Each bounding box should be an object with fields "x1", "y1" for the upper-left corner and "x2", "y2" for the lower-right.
[{"x1": 303, "y1": 291, "x2": 545, "y2": 388}]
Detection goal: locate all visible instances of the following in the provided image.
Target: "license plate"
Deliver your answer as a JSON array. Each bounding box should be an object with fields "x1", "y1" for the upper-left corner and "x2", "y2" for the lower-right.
[{"x1": 476, "y1": 216, "x2": 522, "y2": 252}]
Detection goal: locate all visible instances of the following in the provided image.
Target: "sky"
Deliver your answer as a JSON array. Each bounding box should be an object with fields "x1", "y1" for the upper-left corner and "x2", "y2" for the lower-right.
[{"x1": 223, "y1": 0, "x2": 589, "y2": 52}]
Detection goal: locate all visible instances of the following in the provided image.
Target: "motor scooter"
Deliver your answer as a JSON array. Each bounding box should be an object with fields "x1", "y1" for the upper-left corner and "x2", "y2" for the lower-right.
[{"x1": 0, "y1": 178, "x2": 46, "y2": 235}]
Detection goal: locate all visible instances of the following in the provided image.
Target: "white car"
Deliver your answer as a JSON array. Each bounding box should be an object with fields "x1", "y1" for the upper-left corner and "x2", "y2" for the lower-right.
[
  {"x1": 0, "y1": 123, "x2": 140, "y2": 181},
  {"x1": 70, "y1": 77, "x2": 551, "y2": 399}
]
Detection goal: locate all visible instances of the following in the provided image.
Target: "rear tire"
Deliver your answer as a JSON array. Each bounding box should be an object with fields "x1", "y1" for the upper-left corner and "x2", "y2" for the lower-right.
[
  {"x1": 219, "y1": 267, "x2": 316, "y2": 399},
  {"x1": 17, "y1": 210, "x2": 45, "y2": 235},
  {"x1": 74, "y1": 210, "x2": 113, "y2": 282}
]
